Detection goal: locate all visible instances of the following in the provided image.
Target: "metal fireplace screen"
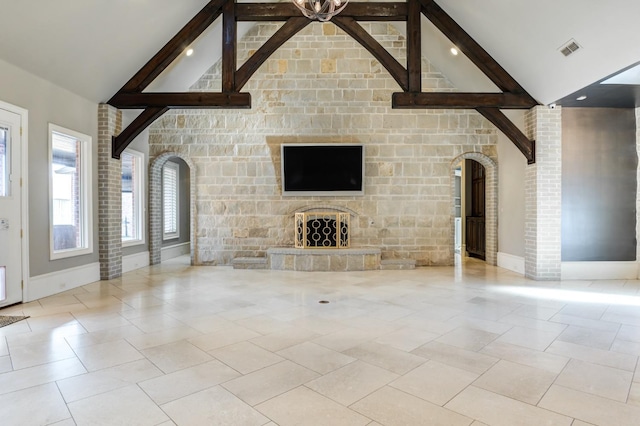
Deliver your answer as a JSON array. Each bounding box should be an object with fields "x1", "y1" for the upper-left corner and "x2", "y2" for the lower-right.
[{"x1": 295, "y1": 212, "x2": 350, "y2": 248}]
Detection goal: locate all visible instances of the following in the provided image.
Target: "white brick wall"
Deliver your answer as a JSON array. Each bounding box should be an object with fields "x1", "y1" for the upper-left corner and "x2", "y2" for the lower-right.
[
  {"x1": 524, "y1": 106, "x2": 562, "y2": 280},
  {"x1": 148, "y1": 22, "x2": 498, "y2": 266}
]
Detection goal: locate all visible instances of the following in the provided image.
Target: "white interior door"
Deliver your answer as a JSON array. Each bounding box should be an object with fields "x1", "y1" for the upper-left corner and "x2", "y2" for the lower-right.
[{"x1": 0, "y1": 107, "x2": 23, "y2": 307}]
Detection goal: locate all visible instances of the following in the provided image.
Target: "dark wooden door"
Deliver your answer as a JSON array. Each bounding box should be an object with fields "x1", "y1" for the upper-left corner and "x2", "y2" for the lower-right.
[{"x1": 466, "y1": 161, "x2": 486, "y2": 260}]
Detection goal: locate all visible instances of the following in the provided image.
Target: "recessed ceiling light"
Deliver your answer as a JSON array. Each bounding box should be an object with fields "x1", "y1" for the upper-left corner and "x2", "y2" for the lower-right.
[
  {"x1": 576, "y1": 95, "x2": 587, "y2": 101},
  {"x1": 450, "y1": 47, "x2": 459, "y2": 56},
  {"x1": 186, "y1": 48, "x2": 194, "y2": 57}
]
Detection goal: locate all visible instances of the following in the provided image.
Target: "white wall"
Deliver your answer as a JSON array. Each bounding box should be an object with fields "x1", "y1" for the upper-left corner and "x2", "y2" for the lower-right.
[
  {"x1": 0, "y1": 58, "x2": 99, "y2": 277},
  {"x1": 497, "y1": 110, "x2": 527, "y2": 272}
]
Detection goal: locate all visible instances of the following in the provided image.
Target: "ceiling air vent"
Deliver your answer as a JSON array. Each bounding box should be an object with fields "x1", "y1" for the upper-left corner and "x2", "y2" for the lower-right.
[{"x1": 559, "y1": 39, "x2": 581, "y2": 57}]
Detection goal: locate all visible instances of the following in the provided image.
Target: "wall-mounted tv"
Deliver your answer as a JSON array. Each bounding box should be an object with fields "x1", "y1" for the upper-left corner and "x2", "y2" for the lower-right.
[{"x1": 281, "y1": 144, "x2": 364, "y2": 196}]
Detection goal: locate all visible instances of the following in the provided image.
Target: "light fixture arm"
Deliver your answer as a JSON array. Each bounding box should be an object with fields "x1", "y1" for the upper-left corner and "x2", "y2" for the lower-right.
[{"x1": 293, "y1": 0, "x2": 349, "y2": 22}]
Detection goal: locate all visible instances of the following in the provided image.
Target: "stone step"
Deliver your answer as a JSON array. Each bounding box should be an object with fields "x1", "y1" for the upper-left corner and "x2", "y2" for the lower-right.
[
  {"x1": 232, "y1": 257, "x2": 268, "y2": 270},
  {"x1": 380, "y1": 258, "x2": 416, "y2": 270}
]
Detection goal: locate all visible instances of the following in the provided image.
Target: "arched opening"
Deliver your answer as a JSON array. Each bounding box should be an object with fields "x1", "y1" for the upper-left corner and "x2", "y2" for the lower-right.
[
  {"x1": 148, "y1": 152, "x2": 197, "y2": 265},
  {"x1": 450, "y1": 153, "x2": 497, "y2": 266}
]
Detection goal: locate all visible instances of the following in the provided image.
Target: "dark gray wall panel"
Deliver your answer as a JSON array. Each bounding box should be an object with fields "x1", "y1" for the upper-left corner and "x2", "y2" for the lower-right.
[{"x1": 562, "y1": 108, "x2": 637, "y2": 261}]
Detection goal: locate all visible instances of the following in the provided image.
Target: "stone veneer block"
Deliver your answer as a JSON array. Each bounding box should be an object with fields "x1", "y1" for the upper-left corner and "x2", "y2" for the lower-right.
[
  {"x1": 364, "y1": 254, "x2": 379, "y2": 270},
  {"x1": 330, "y1": 255, "x2": 348, "y2": 272},
  {"x1": 312, "y1": 255, "x2": 330, "y2": 271},
  {"x1": 295, "y1": 255, "x2": 313, "y2": 272},
  {"x1": 347, "y1": 255, "x2": 365, "y2": 271},
  {"x1": 267, "y1": 248, "x2": 381, "y2": 272},
  {"x1": 379, "y1": 259, "x2": 416, "y2": 270},
  {"x1": 232, "y1": 257, "x2": 268, "y2": 270}
]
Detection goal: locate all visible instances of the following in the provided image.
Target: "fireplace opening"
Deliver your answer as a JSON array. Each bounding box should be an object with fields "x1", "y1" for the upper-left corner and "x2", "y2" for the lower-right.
[{"x1": 295, "y1": 212, "x2": 350, "y2": 248}]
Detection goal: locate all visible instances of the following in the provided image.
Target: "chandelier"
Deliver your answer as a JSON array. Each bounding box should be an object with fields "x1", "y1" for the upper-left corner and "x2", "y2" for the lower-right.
[{"x1": 292, "y1": 0, "x2": 349, "y2": 22}]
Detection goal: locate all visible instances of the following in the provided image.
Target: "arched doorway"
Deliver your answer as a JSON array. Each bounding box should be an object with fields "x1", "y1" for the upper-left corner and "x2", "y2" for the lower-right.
[
  {"x1": 450, "y1": 153, "x2": 497, "y2": 266},
  {"x1": 467, "y1": 160, "x2": 486, "y2": 260},
  {"x1": 148, "y1": 152, "x2": 197, "y2": 265}
]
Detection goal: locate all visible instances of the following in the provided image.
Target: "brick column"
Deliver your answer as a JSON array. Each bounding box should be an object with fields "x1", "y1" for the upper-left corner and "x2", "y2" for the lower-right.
[
  {"x1": 98, "y1": 104, "x2": 123, "y2": 280},
  {"x1": 524, "y1": 106, "x2": 562, "y2": 280}
]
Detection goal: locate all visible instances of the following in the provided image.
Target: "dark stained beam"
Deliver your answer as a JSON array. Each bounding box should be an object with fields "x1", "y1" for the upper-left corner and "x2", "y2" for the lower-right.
[
  {"x1": 110, "y1": 0, "x2": 226, "y2": 97},
  {"x1": 332, "y1": 17, "x2": 409, "y2": 91},
  {"x1": 112, "y1": 107, "x2": 169, "y2": 159},
  {"x1": 222, "y1": 0, "x2": 237, "y2": 92},
  {"x1": 236, "y1": 17, "x2": 311, "y2": 91},
  {"x1": 236, "y1": 2, "x2": 407, "y2": 21},
  {"x1": 407, "y1": 0, "x2": 422, "y2": 92},
  {"x1": 109, "y1": 92, "x2": 252, "y2": 109},
  {"x1": 392, "y1": 92, "x2": 538, "y2": 109},
  {"x1": 477, "y1": 107, "x2": 535, "y2": 164},
  {"x1": 418, "y1": 0, "x2": 536, "y2": 103}
]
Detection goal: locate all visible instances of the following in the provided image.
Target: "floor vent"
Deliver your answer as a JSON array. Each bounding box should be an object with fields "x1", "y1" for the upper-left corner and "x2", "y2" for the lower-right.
[{"x1": 559, "y1": 39, "x2": 581, "y2": 57}]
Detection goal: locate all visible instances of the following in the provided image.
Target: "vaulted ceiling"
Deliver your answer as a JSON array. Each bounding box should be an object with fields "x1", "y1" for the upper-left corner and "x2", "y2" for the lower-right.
[{"x1": 1, "y1": 0, "x2": 639, "y2": 107}]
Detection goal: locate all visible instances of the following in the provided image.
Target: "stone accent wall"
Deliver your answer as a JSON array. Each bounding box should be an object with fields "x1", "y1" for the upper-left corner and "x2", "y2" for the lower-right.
[
  {"x1": 149, "y1": 22, "x2": 497, "y2": 266},
  {"x1": 524, "y1": 106, "x2": 562, "y2": 280},
  {"x1": 98, "y1": 104, "x2": 123, "y2": 279}
]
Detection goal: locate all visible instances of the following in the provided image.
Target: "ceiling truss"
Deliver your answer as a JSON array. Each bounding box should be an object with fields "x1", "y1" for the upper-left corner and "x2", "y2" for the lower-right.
[{"x1": 108, "y1": 0, "x2": 538, "y2": 163}]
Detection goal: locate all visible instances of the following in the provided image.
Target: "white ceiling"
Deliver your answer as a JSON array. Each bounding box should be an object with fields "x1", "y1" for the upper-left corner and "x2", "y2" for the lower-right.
[{"x1": 2, "y1": 0, "x2": 639, "y2": 106}]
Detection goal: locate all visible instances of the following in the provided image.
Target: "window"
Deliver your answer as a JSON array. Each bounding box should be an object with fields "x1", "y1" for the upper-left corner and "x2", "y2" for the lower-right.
[
  {"x1": 121, "y1": 150, "x2": 144, "y2": 246},
  {"x1": 0, "y1": 125, "x2": 8, "y2": 197},
  {"x1": 49, "y1": 124, "x2": 92, "y2": 259},
  {"x1": 163, "y1": 161, "x2": 179, "y2": 240}
]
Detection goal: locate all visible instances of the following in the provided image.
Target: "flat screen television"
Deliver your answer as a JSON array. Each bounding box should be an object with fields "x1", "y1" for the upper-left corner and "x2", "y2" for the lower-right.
[{"x1": 281, "y1": 144, "x2": 364, "y2": 196}]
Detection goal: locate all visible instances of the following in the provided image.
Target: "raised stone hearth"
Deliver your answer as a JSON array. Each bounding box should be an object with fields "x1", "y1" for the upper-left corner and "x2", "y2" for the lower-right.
[{"x1": 267, "y1": 247, "x2": 381, "y2": 271}]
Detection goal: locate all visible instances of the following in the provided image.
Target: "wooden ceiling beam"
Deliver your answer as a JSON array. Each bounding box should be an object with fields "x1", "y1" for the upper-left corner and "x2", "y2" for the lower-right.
[
  {"x1": 477, "y1": 107, "x2": 535, "y2": 164},
  {"x1": 332, "y1": 17, "x2": 409, "y2": 91},
  {"x1": 111, "y1": 0, "x2": 226, "y2": 97},
  {"x1": 407, "y1": 0, "x2": 422, "y2": 92},
  {"x1": 112, "y1": 107, "x2": 169, "y2": 160},
  {"x1": 236, "y1": 17, "x2": 311, "y2": 91},
  {"x1": 236, "y1": 2, "x2": 407, "y2": 21},
  {"x1": 222, "y1": 0, "x2": 237, "y2": 92},
  {"x1": 109, "y1": 92, "x2": 252, "y2": 109},
  {"x1": 108, "y1": 0, "x2": 538, "y2": 162},
  {"x1": 392, "y1": 92, "x2": 538, "y2": 109}
]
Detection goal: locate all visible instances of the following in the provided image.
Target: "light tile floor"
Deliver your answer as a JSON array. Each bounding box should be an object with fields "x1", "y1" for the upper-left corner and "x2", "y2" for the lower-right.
[{"x1": 1, "y1": 256, "x2": 640, "y2": 425}]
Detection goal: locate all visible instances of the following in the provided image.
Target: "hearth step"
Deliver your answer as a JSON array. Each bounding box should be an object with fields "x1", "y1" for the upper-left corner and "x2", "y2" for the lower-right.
[
  {"x1": 232, "y1": 257, "x2": 268, "y2": 270},
  {"x1": 380, "y1": 258, "x2": 416, "y2": 270}
]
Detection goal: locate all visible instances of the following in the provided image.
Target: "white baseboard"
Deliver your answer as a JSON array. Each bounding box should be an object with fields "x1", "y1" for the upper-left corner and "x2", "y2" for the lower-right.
[
  {"x1": 27, "y1": 262, "x2": 100, "y2": 302},
  {"x1": 562, "y1": 261, "x2": 639, "y2": 280},
  {"x1": 123, "y1": 251, "x2": 150, "y2": 274},
  {"x1": 162, "y1": 242, "x2": 190, "y2": 261},
  {"x1": 497, "y1": 252, "x2": 525, "y2": 275}
]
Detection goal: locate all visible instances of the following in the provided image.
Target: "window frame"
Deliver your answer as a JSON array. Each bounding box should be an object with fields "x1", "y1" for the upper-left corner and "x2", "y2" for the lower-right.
[
  {"x1": 48, "y1": 123, "x2": 93, "y2": 260},
  {"x1": 162, "y1": 161, "x2": 180, "y2": 241},
  {"x1": 0, "y1": 125, "x2": 9, "y2": 198},
  {"x1": 121, "y1": 149, "x2": 145, "y2": 247}
]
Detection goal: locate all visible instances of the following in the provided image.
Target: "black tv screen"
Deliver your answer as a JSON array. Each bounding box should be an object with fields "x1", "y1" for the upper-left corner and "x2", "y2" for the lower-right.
[{"x1": 281, "y1": 144, "x2": 364, "y2": 196}]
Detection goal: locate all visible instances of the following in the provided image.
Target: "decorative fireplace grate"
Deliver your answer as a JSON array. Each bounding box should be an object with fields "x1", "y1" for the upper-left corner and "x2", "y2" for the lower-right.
[{"x1": 295, "y1": 212, "x2": 350, "y2": 248}]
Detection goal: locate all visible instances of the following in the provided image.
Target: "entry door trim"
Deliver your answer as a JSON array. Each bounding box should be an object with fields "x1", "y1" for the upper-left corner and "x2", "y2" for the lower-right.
[{"x1": 0, "y1": 100, "x2": 29, "y2": 304}]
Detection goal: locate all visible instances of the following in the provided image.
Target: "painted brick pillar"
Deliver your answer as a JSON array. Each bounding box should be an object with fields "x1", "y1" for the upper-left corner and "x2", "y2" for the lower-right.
[
  {"x1": 149, "y1": 157, "x2": 163, "y2": 266},
  {"x1": 524, "y1": 106, "x2": 562, "y2": 280},
  {"x1": 98, "y1": 104, "x2": 123, "y2": 280}
]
